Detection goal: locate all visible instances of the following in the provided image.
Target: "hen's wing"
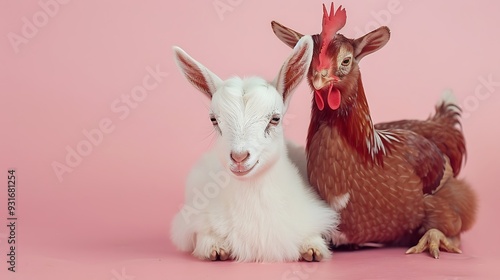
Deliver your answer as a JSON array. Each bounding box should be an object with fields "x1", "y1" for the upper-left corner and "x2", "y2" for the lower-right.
[
  {"x1": 386, "y1": 129, "x2": 446, "y2": 195},
  {"x1": 376, "y1": 119, "x2": 465, "y2": 176}
]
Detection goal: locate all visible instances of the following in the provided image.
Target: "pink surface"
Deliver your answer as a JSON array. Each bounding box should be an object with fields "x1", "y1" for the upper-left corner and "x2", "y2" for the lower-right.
[{"x1": 1, "y1": 0, "x2": 499, "y2": 279}]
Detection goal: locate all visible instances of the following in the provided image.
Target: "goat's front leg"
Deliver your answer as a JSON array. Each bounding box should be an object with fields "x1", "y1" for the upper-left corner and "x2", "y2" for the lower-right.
[
  {"x1": 300, "y1": 235, "x2": 331, "y2": 262},
  {"x1": 192, "y1": 232, "x2": 230, "y2": 261}
]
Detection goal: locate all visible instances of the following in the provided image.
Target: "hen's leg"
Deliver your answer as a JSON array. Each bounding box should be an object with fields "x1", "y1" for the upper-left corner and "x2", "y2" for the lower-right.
[
  {"x1": 406, "y1": 229, "x2": 461, "y2": 258},
  {"x1": 407, "y1": 177, "x2": 477, "y2": 258}
]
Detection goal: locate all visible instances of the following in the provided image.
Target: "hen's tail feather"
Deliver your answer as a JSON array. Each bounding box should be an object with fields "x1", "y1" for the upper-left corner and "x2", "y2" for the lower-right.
[
  {"x1": 430, "y1": 90, "x2": 463, "y2": 130},
  {"x1": 428, "y1": 90, "x2": 467, "y2": 174}
]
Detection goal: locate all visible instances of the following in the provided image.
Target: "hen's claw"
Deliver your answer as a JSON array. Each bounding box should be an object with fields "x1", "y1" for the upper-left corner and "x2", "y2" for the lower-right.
[
  {"x1": 406, "y1": 229, "x2": 461, "y2": 259},
  {"x1": 301, "y1": 248, "x2": 323, "y2": 262}
]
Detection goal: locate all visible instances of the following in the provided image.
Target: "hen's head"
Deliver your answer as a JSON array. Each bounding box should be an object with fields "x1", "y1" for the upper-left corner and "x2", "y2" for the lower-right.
[{"x1": 272, "y1": 2, "x2": 390, "y2": 111}]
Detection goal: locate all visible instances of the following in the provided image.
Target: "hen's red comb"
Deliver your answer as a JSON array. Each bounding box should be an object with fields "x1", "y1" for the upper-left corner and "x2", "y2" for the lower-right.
[{"x1": 318, "y1": 3, "x2": 347, "y2": 70}]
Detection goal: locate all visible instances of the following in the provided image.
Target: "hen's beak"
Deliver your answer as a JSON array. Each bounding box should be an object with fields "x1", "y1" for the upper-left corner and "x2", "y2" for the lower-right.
[
  {"x1": 313, "y1": 69, "x2": 342, "y2": 111},
  {"x1": 313, "y1": 69, "x2": 339, "y2": 90}
]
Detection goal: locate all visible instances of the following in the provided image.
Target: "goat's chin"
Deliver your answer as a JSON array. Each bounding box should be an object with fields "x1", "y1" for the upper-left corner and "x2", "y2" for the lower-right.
[
  {"x1": 230, "y1": 154, "x2": 280, "y2": 180},
  {"x1": 229, "y1": 160, "x2": 259, "y2": 178},
  {"x1": 230, "y1": 160, "x2": 276, "y2": 180}
]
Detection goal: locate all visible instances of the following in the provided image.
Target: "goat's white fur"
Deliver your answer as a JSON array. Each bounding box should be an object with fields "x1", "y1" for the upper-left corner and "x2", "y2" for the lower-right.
[{"x1": 171, "y1": 36, "x2": 339, "y2": 262}]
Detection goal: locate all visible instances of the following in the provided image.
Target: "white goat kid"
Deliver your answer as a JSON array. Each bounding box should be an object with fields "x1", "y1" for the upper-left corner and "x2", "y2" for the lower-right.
[{"x1": 170, "y1": 36, "x2": 339, "y2": 262}]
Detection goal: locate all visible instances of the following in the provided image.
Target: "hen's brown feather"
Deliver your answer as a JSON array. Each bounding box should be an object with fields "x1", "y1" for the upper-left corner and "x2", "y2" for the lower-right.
[
  {"x1": 271, "y1": 4, "x2": 477, "y2": 256},
  {"x1": 395, "y1": 130, "x2": 445, "y2": 195},
  {"x1": 308, "y1": 124, "x2": 427, "y2": 244},
  {"x1": 375, "y1": 103, "x2": 466, "y2": 176},
  {"x1": 422, "y1": 177, "x2": 478, "y2": 237},
  {"x1": 306, "y1": 77, "x2": 474, "y2": 245}
]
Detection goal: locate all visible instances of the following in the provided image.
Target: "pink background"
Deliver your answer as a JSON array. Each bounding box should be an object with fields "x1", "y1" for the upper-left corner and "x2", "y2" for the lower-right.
[{"x1": 1, "y1": 0, "x2": 499, "y2": 279}]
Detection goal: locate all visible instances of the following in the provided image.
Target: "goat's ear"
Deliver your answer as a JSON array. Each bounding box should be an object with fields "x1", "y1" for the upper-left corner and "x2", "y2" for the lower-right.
[
  {"x1": 272, "y1": 35, "x2": 314, "y2": 108},
  {"x1": 353, "y1": 26, "x2": 390, "y2": 61},
  {"x1": 271, "y1": 21, "x2": 304, "y2": 49},
  {"x1": 173, "y1": 46, "x2": 222, "y2": 99}
]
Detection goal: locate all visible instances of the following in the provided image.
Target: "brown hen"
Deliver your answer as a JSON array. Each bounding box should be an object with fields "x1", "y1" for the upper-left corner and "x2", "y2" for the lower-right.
[{"x1": 271, "y1": 3, "x2": 477, "y2": 258}]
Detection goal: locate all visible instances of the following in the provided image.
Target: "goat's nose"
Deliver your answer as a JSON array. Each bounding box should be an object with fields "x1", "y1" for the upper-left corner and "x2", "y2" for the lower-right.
[{"x1": 231, "y1": 151, "x2": 250, "y2": 163}]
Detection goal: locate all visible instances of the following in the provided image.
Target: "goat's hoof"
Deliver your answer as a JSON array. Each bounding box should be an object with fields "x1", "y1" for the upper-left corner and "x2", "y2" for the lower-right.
[
  {"x1": 210, "y1": 248, "x2": 230, "y2": 261},
  {"x1": 301, "y1": 248, "x2": 323, "y2": 262}
]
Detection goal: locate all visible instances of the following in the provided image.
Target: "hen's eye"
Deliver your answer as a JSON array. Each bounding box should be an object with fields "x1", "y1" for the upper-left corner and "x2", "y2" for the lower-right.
[
  {"x1": 210, "y1": 116, "x2": 218, "y2": 126},
  {"x1": 341, "y1": 57, "x2": 351, "y2": 66},
  {"x1": 270, "y1": 116, "x2": 281, "y2": 125}
]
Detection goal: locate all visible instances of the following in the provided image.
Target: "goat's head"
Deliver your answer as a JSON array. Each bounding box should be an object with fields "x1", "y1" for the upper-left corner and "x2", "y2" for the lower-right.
[
  {"x1": 173, "y1": 36, "x2": 313, "y2": 179},
  {"x1": 271, "y1": 3, "x2": 390, "y2": 111}
]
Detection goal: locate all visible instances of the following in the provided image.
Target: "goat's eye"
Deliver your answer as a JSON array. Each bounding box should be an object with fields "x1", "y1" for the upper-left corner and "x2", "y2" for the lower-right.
[
  {"x1": 341, "y1": 57, "x2": 351, "y2": 66},
  {"x1": 210, "y1": 116, "x2": 218, "y2": 126},
  {"x1": 270, "y1": 116, "x2": 281, "y2": 125}
]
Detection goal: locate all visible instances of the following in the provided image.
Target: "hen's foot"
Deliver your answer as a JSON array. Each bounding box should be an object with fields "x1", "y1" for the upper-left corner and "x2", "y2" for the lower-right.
[{"x1": 406, "y1": 229, "x2": 461, "y2": 259}]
